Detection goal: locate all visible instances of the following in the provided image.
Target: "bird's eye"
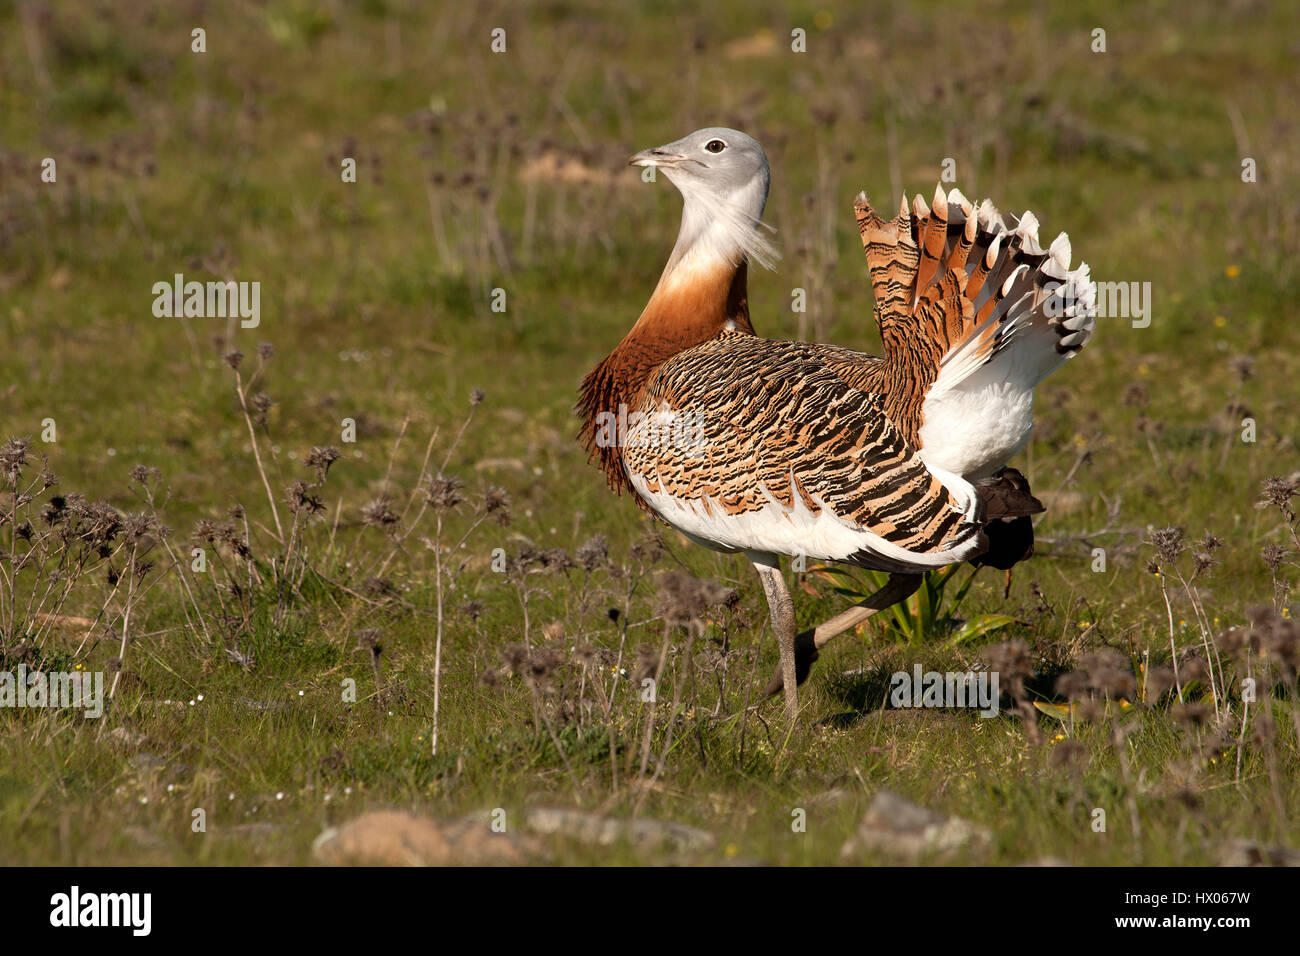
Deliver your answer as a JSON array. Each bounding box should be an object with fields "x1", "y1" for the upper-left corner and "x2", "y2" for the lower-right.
[{"x1": 705, "y1": 139, "x2": 726, "y2": 153}]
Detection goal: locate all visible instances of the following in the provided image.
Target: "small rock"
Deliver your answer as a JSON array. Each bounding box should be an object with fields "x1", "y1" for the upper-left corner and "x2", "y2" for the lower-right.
[
  {"x1": 840, "y1": 790, "x2": 990, "y2": 861},
  {"x1": 1218, "y1": 839, "x2": 1300, "y2": 867},
  {"x1": 313, "y1": 810, "x2": 542, "y2": 866},
  {"x1": 524, "y1": 807, "x2": 715, "y2": 853}
]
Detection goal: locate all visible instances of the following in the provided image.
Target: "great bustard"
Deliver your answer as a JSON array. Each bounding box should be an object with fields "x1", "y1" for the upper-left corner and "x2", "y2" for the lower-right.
[{"x1": 578, "y1": 127, "x2": 1096, "y2": 720}]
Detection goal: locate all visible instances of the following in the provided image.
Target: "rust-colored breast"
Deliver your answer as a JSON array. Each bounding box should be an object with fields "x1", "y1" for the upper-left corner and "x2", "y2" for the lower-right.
[{"x1": 577, "y1": 260, "x2": 753, "y2": 499}]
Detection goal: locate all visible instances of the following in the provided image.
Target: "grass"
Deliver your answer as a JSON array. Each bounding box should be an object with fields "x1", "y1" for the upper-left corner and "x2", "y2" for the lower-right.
[{"x1": 1, "y1": 0, "x2": 1298, "y2": 865}]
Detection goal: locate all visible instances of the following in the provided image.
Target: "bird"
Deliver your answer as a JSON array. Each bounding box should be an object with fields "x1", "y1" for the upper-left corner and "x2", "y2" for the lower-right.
[{"x1": 577, "y1": 127, "x2": 1096, "y2": 721}]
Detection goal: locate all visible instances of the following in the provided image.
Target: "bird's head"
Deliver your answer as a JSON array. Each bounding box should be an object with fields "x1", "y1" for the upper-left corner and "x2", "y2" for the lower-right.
[
  {"x1": 629, "y1": 127, "x2": 777, "y2": 271},
  {"x1": 629, "y1": 127, "x2": 770, "y2": 203}
]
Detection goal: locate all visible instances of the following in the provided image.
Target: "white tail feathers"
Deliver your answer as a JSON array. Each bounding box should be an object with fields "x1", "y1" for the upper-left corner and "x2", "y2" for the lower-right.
[{"x1": 929, "y1": 187, "x2": 1097, "y2": 401}]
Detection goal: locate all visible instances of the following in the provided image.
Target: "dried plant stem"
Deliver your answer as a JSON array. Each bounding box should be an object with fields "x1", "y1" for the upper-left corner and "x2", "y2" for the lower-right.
[
  {"x1": 635, "y1": 624, "x2": 674, "y2": 785},
  {"x1": 107, "y1": 544, "x2": 140, "y2": 703},
  {"x1": 431, "y1": 515, "x2": 445, "y2": 756},
  {"x1": 233, "y1": 369, "x2": 283, "y2": 543},
  {"x1": 1173, "y1": 567, "x2": 1223, "y2": 720},
  {"x1": 1159, "y1": 577, "x2": 1184, "y2": 703}
]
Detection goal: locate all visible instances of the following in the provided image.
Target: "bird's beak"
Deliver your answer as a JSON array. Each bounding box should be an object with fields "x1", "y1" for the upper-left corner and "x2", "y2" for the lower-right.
[{"x1": 628, "y1": 147, "x2": 693, "y2": 168}]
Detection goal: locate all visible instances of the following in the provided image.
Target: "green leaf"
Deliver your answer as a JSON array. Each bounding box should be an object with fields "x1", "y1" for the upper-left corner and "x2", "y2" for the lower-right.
[{"x1": 941, "y1": 614, "x2": 1018, "y2": 648}]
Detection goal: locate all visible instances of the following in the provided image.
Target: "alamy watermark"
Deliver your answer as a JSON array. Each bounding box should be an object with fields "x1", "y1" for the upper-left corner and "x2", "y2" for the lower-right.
[
  {"x1": 592, "y1": 403, "x2": 707, "y2": 450},
  {"x1": 0, "y1": 665, "x2": 104, "y2": 718},
  {"x1": 50, "y1": 885, "x2": 151, "y2": 936},
  {"x1": 152, "y1": 273, "x2": 260, "y2": 328},
  {"x1": 1045, "y1": 279, "x2": 1151, "y2": 329},
  {"x1": 889, "y1": 664, "x2": 1000, "y2": 718}
]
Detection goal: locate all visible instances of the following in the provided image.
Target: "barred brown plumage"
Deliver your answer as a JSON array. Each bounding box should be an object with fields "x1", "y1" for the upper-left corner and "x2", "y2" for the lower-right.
[
  {"x1": 578, "y1": 127, "x2": 1096, "y2": 722},
  {"x1": 625, "y1": 331, "x2": 981, "y2": 564}
]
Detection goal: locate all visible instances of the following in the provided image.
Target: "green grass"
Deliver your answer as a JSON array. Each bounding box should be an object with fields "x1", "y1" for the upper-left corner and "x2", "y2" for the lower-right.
[{"x1": 1, "y1": 0, "x2": 1298, "y2": 865}]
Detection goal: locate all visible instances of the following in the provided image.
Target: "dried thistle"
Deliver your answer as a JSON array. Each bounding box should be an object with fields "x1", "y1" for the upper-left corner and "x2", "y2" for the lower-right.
[
  {"x1": 286, "y1": 479, "x2": 325, "y2": 516},
  {"x1": 250, "y1": 392, "x2": 274, "y2": 426},
  {"x1": 631, "y1": 642, "x2": 662, "y2": 685},
  {"x1": 480, "y1": 485, "x2": 510, "y2": 525},
  {"x1": 1261, "y1": 544, "x2": 1288, "y2": 573},
  {"x1": 1259, "y1": 476, "x2": 1297, "y2": 520},
  {"x1": 424, "y1": 473, "x2": 465, "y2": 512},
  {"x1": 129, "y1": 464, "x2": 161, "y2": 486},
  {"x1": 575, "y1": 534, "x2": 609, "y2": 572},
  {"x1": 360, "y1": 497, "x2": 399, "y2": 529},
  {"x1": 0, "y1": 438, "x2": 30, "y2": 483},
  {"x1": 654, "y1": 571, "x2": 733, "y2": 630},
  {"x1": 305, "y1": 446, "x2": 341, "y2": 480},
  {"x1": 1055, "y1": 648, "x2": 1136, "y2": 700},
  {"x1": 538, "y1": 548, "x2": 574, "y2": 575},
  {"x1": 1150, "y1": 527, "x2": 1185, "y2": 565}
]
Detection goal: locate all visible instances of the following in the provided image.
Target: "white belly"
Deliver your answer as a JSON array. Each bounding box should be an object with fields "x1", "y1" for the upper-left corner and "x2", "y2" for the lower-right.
[{"x1": 627, "y1": 469, "x2": 984, "y2": 572}]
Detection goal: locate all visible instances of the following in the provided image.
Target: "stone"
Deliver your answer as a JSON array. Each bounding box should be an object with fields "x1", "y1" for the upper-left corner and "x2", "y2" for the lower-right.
[{"x1": 840, "y1": 790, "x2": 990, "y2": 861}]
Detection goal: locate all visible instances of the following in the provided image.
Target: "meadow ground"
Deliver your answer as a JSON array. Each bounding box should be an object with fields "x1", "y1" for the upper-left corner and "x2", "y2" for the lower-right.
[{"x1": 1, "y1": 0, "x2": 1298, "y2": 865}]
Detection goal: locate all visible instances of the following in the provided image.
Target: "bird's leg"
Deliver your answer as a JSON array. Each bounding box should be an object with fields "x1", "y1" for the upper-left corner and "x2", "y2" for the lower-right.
[
  {"x1": 764, "y1": 572, "x2": 923, "y2": 697},
  {"x1": 750, "y1": 554, "x2": 798, "y2": 722}
]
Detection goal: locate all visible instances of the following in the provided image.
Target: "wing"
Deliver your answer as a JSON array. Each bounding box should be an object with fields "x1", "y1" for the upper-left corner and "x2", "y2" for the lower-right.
[{"x1": 620, "y1": 333, "x2": 986, "y2": 573}]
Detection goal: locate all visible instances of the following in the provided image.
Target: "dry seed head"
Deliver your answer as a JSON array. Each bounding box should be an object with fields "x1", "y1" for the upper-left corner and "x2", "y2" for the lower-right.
[
  {"x1": 981, "y1": 639, "x2": 1032, "y2": 680},
  {"x1": 480, "y1": 485, "x2": 511, "y2": 525},
  {"x1": 501, "y1": 644, "x2": 529, "y2": 675},
  {"x1": 575, "y1": 534, "x2": 610, "y2": 572},
  {"x1": 129, "y1": 464, "x2": 160, "y2": 485},
  {"x1": 1150, "y1": 527, "x2": 1185, "y2": 565},
  {"x1": 654, "y1": 571, "x2": 733, "y2": 628},
  {"x1": 286, "y1": 479, "x2": 325, "y2": 516},
  {"x1": 1261, "y1": 544, "x2": 1288, "y2": 573},
  {"x1": 1259, "y1": 476, "x2": 1297, "y2": 518},
  {"x1": 0, "y1": 438, "x2": 30, "y2": 483},
  {"x1": 424, "y1": 473, "x2": 465, "y2": 512},
  {"x1": 305, "y1": 446, "x2": 342, "y2": 478},
  {"x1": 631, "y1": 643, "x2": 662, "y2": 684},
  {"x1": 360, "y1": 497, "x2": 399, "y2": 528},
  {"x1": 539, "y1": 548, "x2": 574, "y2": 574}
]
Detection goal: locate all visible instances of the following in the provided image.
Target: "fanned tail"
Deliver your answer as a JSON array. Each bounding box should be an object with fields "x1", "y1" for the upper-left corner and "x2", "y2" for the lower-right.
[{"x1": 854, "y1": 185, "x2": 1097, "y2": 397}]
